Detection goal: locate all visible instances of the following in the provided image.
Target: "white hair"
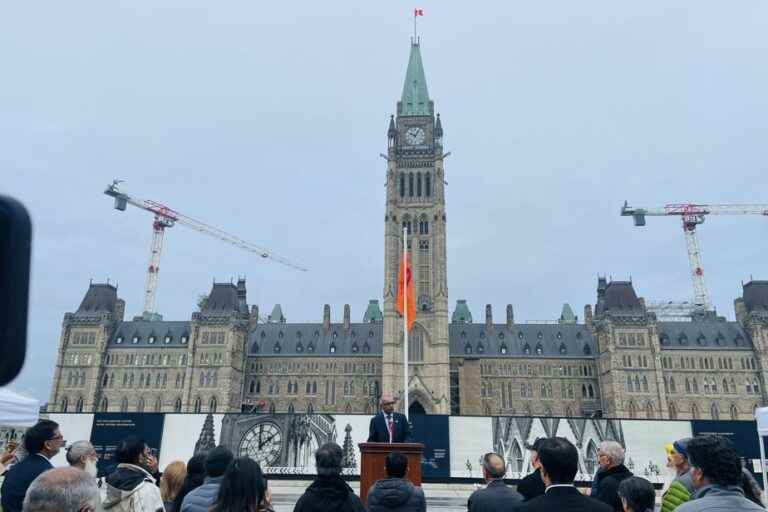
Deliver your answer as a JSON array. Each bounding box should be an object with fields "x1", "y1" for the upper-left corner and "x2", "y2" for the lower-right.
[
  {"x1": 598, "y1": 440, "x2": 625, "y2": 465},
  {"x1": 65, "y1": 440, "x2": 95, "y2": 466},
  {"x1": 23, "y1": 467, "x2": 98, "y2": 512}
]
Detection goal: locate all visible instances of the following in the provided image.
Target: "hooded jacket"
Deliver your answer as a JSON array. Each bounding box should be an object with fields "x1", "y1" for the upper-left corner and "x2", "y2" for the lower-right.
[
  {"x1": 661, "y1": 468, "x2": 695, "y2": 512},
  {"x1": 367, "y1": 477, "x2": 426, "y2": 512},
  {"x1": 675, "y1": 484, "x2": 765, "y2": 512},
  {"x1": 592, "y1": 464, "x2": 633, "y2": 511},
  {"x1": 103, "y1": 463, "x2": 165, "y2": 512},
  {"x1": 293, "y1": 474, "x2": 365, "y2": 512}
]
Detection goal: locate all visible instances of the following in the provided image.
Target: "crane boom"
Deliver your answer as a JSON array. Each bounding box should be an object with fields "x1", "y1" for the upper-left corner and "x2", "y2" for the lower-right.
[
  {"x1": 621, "y1": 201, "x2": 768, "y2": 312},
  {"x1": 105, "y1": 180, "x2": 306, "y2": 319}
]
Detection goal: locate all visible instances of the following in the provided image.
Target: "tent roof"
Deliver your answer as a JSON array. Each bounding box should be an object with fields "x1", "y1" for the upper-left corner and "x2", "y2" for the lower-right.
[{"x1": 0, "y1": 388, "x2": 40, "y2": 427}]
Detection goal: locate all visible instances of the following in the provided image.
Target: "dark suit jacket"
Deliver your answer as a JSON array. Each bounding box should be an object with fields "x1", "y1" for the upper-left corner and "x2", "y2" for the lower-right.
[
  {"x1": 468, "y1": 479, "x2": 524, "y2": 512},
  {"x1": 519, "y1": 485, "x2": 614, "y2": 512},
  {"x1": 517, "y1": 468, "x2": 546, "y2": 502},
  {"x1": 0, "y1": 454, "x2": 54, "y2": 512},
  {"x1": 367, "y1": 412, "x2": 411, "y2": 443}
]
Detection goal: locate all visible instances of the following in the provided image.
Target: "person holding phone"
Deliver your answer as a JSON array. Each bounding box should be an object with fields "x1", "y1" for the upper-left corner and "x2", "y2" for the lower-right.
[
  {"x1": 103, "y1": 436, "x2": 164, "y2": 512},
  {"x1": 0, "y1": 440, "x2": 18, "y2": 474}
]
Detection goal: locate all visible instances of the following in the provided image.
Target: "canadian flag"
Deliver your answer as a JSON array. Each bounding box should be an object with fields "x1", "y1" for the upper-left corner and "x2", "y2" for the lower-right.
[{"x1": 414, "y1": 8, "x2": 424, "y2": 16}]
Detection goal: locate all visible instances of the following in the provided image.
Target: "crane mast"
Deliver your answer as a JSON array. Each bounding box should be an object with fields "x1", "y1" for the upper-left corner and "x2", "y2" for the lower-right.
[
  {"x1": 105, "y1": 180, "x2": 306, "y2": 320},
  {"x1": 621, "y1": 202, "x2": 768, "y2": 313}
]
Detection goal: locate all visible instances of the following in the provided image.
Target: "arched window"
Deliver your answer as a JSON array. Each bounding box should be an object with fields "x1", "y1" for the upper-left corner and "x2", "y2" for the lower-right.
[
  {"x1": 288, "y1": 402, "x2": 295, "y2": 414},
  {"x1": 585, "y1": 441, "x2": 598, "y2": 475},
  {"x1": 60, "y1": 397, "x2": 69, "y2": 412},
  {"x1": 710, "y1": 403, "x2": 719, "y2": 420},
  {"x1": 642, "y1": 376, "x2": 649, "y2": 392},
  {"x1": 417, "y1": 173, "x2": 422, "y2": 196},
  {"x1": 692, "y1": 403, "x2": 700, "y2": 419},
  {"x1": 628, "y1": 401, "x2": 637, "y2": 419},
  {"x1": 154, "y1": 397, "x2": 162, "y2": 412},
  {"x1": 722, "y1": 379, "x2": 729, "y2": 394},
  {"x1": 408, "y1": 173, "x2": 414, "y2": 197},
  {"x1": 669, "y1": 402, "x2": 677, "y2": 419},
  {"x1": 425, "y1": 173, "x2": 431, "y2": 197},
  {"x1": 670, "y1": 378, "x2": 677, "y2": 394},
  {"x1": 193, "y1": 397, "x2": 202, "y2": 413},
  {"x1": 409, "y1": 328, "x2": 424, "y2": 362},
  {"x1": 307, "y1": 402, "x2": 314, "y2": 415},
  {"x1": 249, "y1": 380, "x2": 255, "y2": 394},
  {"x1": 730, "y1": 404, "x2": 738, "y2": 420},
  {"x1": 120, "y1": 396, "x2": 129, "y2": 412},
  {"x1": 209, "y1": 397, "x2": 217, "y2": 413},
  {"x1": 174, "y1": 398, "x2": 182, "y2": 413},
  {"x1": 685, "y1": 378, "x2": 691, "y2": 393},
  {"x1": 399, "y1": 174, "x2": 405, "y2": 198},
  {"x1": 588, "y1": 384, "x2": 595, "y2": 398},
  {"x1": 627, "y1": 375, "x2": 633, "y2": 392},
  {"x1": 511, "y1": 441, "x2": 523, "y2": 474},
  {"x1": 645, "y1": 402, "x2": 654, "y2": 419},
  {"x1": 137, "y1": 398, "x2": 145, "y2": 412},
  {"x1": 100, "y1": 397, "x2": 108, "y2": 412},
  {"x1": 269, "y1": 402, "x2": 276, "y2": 414},
  {"x1": 75, "y1": 397, "x2": 84, "y2": 413}
]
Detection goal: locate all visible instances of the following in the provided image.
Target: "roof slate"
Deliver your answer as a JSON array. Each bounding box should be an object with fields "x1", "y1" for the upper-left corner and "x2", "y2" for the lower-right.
[
  {"x1": 249, "y1": 323, "x2": 383, "y2": 357},
  {"x1": 448, "y1": 323, "x2": 595, "y2": 359},
  {"x1": 108, "y1": 320, "x2": 190, "y2": 348},
  {"x1": 657, "y1": 321, "x2": 752, "y2": 350},
  {"x1": 743, "y1": 281, "x2": 768, "y2": 313},
  {"x1": 75, "y1": 284, "x2": 118, "y2": 317},
  {"x1": 202, "y1": 283, "x2": 238, "y2": 314}
]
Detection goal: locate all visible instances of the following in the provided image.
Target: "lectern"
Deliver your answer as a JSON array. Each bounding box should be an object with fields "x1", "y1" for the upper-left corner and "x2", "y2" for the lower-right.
[{"x1": 358, "y1": 442, "x2": 424, "y2": 505}]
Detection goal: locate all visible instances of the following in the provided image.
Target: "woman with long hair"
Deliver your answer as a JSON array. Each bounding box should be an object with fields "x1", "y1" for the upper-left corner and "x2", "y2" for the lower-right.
[
  {"x1": 160, "y1": 460, "x2": 187, "y2": 512},
  {"x1": 172, "y1": 453, "x2": 207, "y2": 512},
  {"x1": 210, "y1": 457, "x2": 269, "y2": 512}
]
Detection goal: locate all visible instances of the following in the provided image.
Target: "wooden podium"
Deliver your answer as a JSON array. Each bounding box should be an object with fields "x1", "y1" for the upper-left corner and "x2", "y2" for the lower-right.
[{"x1": 358, "y1": 442, "x2": 424, "y2": 505}]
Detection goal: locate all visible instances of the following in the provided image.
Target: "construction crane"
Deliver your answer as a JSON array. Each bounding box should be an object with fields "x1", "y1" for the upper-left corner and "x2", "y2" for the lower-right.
[
  {"x1": 105, "y1": 180, "x2": 307, "y2": 320},
  {"x1": 621, "y1": 202, "x2": 768, "y2": 312}
]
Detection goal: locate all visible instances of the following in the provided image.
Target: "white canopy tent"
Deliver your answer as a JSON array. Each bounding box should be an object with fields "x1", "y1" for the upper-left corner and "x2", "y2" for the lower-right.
[{"x1": 0, "y1": 388, "x2": 39, "y2": 427}]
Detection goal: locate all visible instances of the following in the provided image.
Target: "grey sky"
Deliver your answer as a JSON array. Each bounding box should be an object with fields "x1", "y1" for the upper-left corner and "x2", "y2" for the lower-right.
[{"x1": 2, "y1": 1, "x2": 767, "y2": 401}]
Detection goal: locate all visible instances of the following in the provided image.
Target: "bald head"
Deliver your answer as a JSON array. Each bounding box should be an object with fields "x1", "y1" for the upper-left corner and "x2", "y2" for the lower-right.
[
  {"x1": 380, "y1": 393, "x2": 396, "y2": 414},
  {"x1": 482, "y1": 452, "x2": 506, "y2": 480},
  {"x1": 24, "y1": 467, "x2": 98, "y2": 511}
]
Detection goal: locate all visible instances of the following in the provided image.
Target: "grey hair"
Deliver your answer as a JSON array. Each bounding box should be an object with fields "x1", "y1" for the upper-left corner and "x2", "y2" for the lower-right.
[
  {"x1": 23, "y1": 467, "x2": 98, "y2": 512},
  {"x1": 315, "y1": 442, "x2": 343, "y2": 476},
  {"x1": 598, "y1": 441, "x2": 625, "y2": 466},
  {"x1": 65, "y1": 440, "x2": 95, "y2": 466},
  {"x1": 482, "y1": 453, "x2": 506, "y2": 479}
]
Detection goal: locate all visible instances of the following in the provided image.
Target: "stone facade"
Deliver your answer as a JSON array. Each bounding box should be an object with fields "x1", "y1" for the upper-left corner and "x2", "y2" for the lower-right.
[{"x1": 48, "y1": 41, "x2": 768, "y2": 420}]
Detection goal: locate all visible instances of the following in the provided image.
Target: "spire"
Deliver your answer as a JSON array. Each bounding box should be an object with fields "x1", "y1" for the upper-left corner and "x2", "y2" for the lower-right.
[
  {"x1": 341, "y1": 423, "x2": 356, "y2": 468},
  {"x1": 399, "y1": 43, "x2": 431, "y2": 116},
  {"x1": 194, "y1": 413, "x2": 217, "y2": 454},
  {"x1": 434, "y1": 113, "x2": 443, "y2": 138},
  {"x1": 559, "y1": 303, "x2": 577, "y2": 324}
]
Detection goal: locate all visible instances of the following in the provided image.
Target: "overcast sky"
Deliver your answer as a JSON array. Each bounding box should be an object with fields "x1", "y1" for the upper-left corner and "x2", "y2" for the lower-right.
[{"x1": 2, "y1": 2, "x2": 767, "y2": 401}]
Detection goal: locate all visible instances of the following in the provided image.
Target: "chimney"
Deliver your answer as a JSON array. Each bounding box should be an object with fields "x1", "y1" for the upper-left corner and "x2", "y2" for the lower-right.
[
  {"x1": 343, "y1": 304, "x2": 351, "y2": 333},
  {"x1": 323, "y1": 304, "x2": 331, "y2": 334},
  {"x1": 585, "y1": 305, "x2": 593, "y2": 330},
  {"x1": 506, "y1": 304, "x2": 514, "y2": 329},
  {"x1": 735, "y1": 298, "x2": 747, "y2": 325},
  {"x1": 485, "y1": 304, "x2": 493, "y2": 332},
  {"x1": 113, "y1": 299, "x2": 125, "y2": 322},
  {"x1": 236, "y1": 278, "x2": 247, "y2": 312},
  {"x1": 249, "y1": 305, "x2": 259, "y2": 330}
]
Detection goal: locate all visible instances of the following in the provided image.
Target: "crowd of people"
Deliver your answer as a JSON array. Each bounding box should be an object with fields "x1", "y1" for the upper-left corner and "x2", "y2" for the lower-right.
[{"x1": 1, "y1": 419, "x2": 767, "y2": 511}]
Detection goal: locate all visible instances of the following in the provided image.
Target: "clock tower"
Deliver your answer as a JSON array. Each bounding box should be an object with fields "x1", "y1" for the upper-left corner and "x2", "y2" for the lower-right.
[{"x1": 382, "y1": 41, "x2": 450, "y2": 414}]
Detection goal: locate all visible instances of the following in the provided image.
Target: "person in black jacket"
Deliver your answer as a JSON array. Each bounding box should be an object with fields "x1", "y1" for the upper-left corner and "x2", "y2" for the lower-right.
[
  {"x1": 518, "y1": 437, "x2": 612, "y2": 512},
  {"x1": 467, "y1": 452, "x2": 523, "y2": 512},
  {"x1": 0, "y1": 420, "x2": 64, "y2": 512},
  {"x1": 517, "y1": 438, "x2": 546, "y2": 502},
  {"x1": 592, "y1": 441, "x2": 633, "y2": 511},
  {"x1": 368, "y1": 394, "x2": 411, "y2": 443},
  {"x1": 294, "y1": 442, "x2": 364, "y2": 512},
  {"x1": 367, "y1": 451, "x2": 425, "y2": 512}
]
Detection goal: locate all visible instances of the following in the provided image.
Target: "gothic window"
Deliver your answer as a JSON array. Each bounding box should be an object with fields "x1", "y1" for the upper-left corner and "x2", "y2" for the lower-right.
[
  {"x1": 523, "y1": 343, "x2": 531, "y2": 355},
  {"x1": 363, "y1": 342, "x2": 370, "y2": 354},
  {"x1": 510, "y1": 441, "x2": 523, "y2": 474},
  {"x1": 642, "y1": 376, "x2": 649, "y2": 392},
  {"x1": 583, "y1": 344, "x2": 592, "y2": 355},
  {"x1": 692, "y1": 403, "x2": 700, "y2": 419},
  {"x1": 559, "y1": 342, "x2": 567, "y2": 355},
  {"x1": 500, "y1": 343, "x2": 508, "y2": 355},
  {"x1": 464, "y1": 342, "x2": 472, "y2": 355},
  {"x1": 419, "y1": 220, "x2": 429, "y2": 235},
  {"x1": 425, "y1": 173, "x2": 431, "y2": 197},
  {"x1": 399, "y1": 174, "x2": 405, "y2": 197},
  {"x1": 60, "y1": 397, "x2": 69, "y2": 412},
  {"x1": 585, "y1": 441, "x2": 598, "y2": 475},
  {"x1": 137, "y1": 398, "x2": 145, "y2": 413},
  {"x1": 312, "y1": 381, "x2": 317, "y2": 394},
  {"x1": 408, "y1": 173, "x2": 414, "y2": 197},
  {"x1": 646, "y1": 402, "x2": 654, "y2": 419},
  {"x1": 100, "y1": 397, "x2": 108, "y2": 412},
  {"x1": 209, "y1": 397, "x2": 217, "y2": 413},
  {"x1": 588, "y1": 384, "x2": 595, "y2": 398},
  {"x1": 154, "y1": 397, "x2": 162, "y2": 412},
  {"x1": 120, "y1": 396, "x2": 129, "y2": 412},
  {"x1": 102, "y1": 373, "x2": 109, "y2": 387},
  {"x1": 417, "y1": 173, "x2": 422, "y2": 196},
  {"x1": 669, "y1": 402, "x2": 677, "y2": 419},
  {"x1": 269, "y1": 402, "x2": 276, "y2": 414},
  {"x1": 722, "y1": 379, "x2": 729, "y2": 394},
  {"x1": 628, "y1": 401, "x2": 637, "y2": 419},
  {"x1": 193, "y1": 397, "x2": 202, "y2": 413},
  {"x1": 710, "y1": 403, "x2": 719, "y2": 420},
  {"x1": 535, "y1": 343, "x2": 543, "y2": 355},
  {"x1": 288, "y1": 402, "x2": 295, "y2": 414},
  {"x1": 351, "y1": 342, "x2": 359, "y2": 353},
  {"x1": 692, "y1": 378, "x2": 699, "y2": 393},
  {"x1": 274, "y1": 342, "x2": 281, "y2": 353},
  {"x1": 296, "y1": 341, "x2": 303, "y2": 353},
  {"x1": 249, "y1": 380, "x2": 255, "y2": 394},
  {"x1": 670, "y1": 378, "x2": 677, "y2": 394},
  {"x1": 685, "y1": 378, "x2": 691, "y2": 393},
  {"x1": 409, "y1": 329, "x2": 424, "y2": 362},
  {"x1": 730, "y1": 378, "x2": 736, "y2": 394},
  {"x1": 634, "y1": 376, "x2": 640, "y2": 392},
  {"x1": 477, "y1": 342, "x2": 485, "y2": 354},
  {"x1": 307, "y1": 341, "x2": 315, "y2": 353},
  {"x1": 730, "y1": 404, "x2": 738, "y2": 420},
  {"x1": 174, "y1": 398, "x2": 182, "y2": 412}
]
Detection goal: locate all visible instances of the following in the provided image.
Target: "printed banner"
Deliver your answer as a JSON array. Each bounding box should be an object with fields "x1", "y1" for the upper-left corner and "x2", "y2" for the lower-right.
[{"x1": 90, "y1": 413, "x2": 165, "y2": 476}]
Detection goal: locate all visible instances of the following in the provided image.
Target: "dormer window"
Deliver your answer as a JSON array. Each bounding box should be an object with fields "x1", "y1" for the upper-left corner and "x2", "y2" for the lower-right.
[
  {"x1": 583, "y1": 344, "x2": 592, "y2": 355},
  {"x1": 460, "y1": 331, "x2": 467, "y2": 339},
  {"x1": 476, "y1": 343, "x2": 485, "y2": 354},
  {"x1": 274, "y1": 342, "x2": 281, "y2": 353},
  {"x1": 715, "y1": 332, "x2": 725, "y2": 345},
  {"x1": 734, "y1": 334, "x2": 744, "y2": 345},
  {"x1": 164, "y1": 336, "x2": 172, "y2": 344},
  {"x1": 314, "y1": 330, "x2": 320, "y2": 338},
  {"x1": 332, "y1": 332, "x2": 338, "y2": 339},
  {"x1": 523, "y1": 343, "x2": 531, "y2": 355},
  {"x1": 307, "y1": 342, "x2": 315, "y2": 353},
  {"x1": 535, "y1": 343, "x2": 543, "y2": 355},
  {"x1": 296, "y1": 342, "x2": 304, "y2": 353},
  {"x1": 500, "y1": 344, "x2": 508, "y2": 355},
  {"x1": 556, "y1": 332, "x2": 563, "y2": 339},
  {"x1": 260, "y1": 331, "x2": 266, "y2": 339},
  {"x1": 479, "y1": 332, "x2": 485, "y2": 339},
  {"x1": 660, "y1": 334, "x2": 670, "y2": 345},
  {"x1": 148, "y1": 336, "x2": 156, "y2": 344},
  {"x1": 132, "y1": 336, "x2": 140, "y2": 344},
  {"x1": 369, "y1": 330, "x2": 375, "y2": 338},
  {"x1": 351, "y1": 342, "x2": 359, "y2": 353},
  {"x1": 116, "y1": 336, "x2": 123, "y2": 344},
  {"x1": 181, "y1": 335, "x2": 188, "y2": 344},
  {"x1": 329, "y1": 343, "x2": 337, "y2": 354},
  {"x1": 278, "y1": 331, "x2": 284, "y2": 339},
  {"x1": 498, "y1": 332, "x2": 504, "y2": 340},
  {"x1": 678, "y1": 333, "x2": 688, "y2": 345},
  {"x1": 363, "y1": 342, "x2": 371, "y2": 354},
  {"x1": 559, "y1": 342, "x2": 567, "y2": 355},
  {"x1": 464, "y1": 343, "x2": 472, "y2": 355},
  {"x1": 351, "y1": 331, "x2": 357, "y2": 338},
  {"x1": 537, "y1": 332, "x2": 543, "y2": 340},
  {"x1": 697, "y1": 334, "x2": 707, "y2": 346},
  {"x1": 296, "y1": 331, "x2": 302, "y2": 339},
  {"x1": 576, "y1": 331, "x2": 583, "y2": 339},
  {"x1": 518, "y1": 332, "x2": 524, "y2": 340}
]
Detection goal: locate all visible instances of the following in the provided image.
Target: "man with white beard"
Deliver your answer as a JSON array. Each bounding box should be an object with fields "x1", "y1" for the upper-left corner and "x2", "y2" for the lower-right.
[{"x1": 66, "y1": 440, "x2": 100, "y2": 478}]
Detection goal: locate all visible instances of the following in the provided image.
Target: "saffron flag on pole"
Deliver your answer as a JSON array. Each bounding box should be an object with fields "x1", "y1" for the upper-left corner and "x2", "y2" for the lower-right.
[{"x1": 396, "y1": 250, "x2": 416, "y2": 333}]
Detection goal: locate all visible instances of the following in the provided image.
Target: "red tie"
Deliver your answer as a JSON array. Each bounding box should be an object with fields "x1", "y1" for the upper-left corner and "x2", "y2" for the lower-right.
[{"x1": 387, "y1": 416, "x2": 394, "y2": 442}]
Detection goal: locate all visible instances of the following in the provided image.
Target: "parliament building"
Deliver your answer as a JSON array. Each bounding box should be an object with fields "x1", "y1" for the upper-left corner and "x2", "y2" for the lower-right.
[{"x1": 48, "y1": 41, "x2": 768, "y2": 421}]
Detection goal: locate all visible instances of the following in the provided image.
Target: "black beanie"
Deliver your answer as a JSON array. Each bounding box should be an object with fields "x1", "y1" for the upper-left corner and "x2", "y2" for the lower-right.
[{"x1": 204, "y1": 445, "x2": 234, "y2": 477}]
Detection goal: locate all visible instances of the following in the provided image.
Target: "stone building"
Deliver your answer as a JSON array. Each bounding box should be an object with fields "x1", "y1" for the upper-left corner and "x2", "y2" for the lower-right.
[{"x1": 48, "y1": 40, "x2": 768, "y2": 420}]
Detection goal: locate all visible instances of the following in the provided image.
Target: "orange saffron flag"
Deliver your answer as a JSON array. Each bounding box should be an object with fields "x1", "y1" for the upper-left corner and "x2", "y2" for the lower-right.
[{"x1": 396, "y1": 250, "x2": 416, "y2": 333}]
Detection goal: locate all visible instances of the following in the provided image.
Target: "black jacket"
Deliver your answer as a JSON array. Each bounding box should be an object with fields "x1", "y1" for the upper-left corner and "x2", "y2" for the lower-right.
[
  {"x1": 517, "y1": 468, "x2": 546, "y2": 502},
  {"x1": 368, "y1": 412, "x2": 412, "y2": 443},
  {"x1": 293, "y1": 475, "x2": 365, "y2": 512},
  {"x1": 592, "y1": 464, "x2": 633, "y2": 511},
  {"x1": 0, "y1": 454, "x2": 53, "y2": 512},
  {"x1": 468, "y1": 479, "x2": 524, "y2": 512},
  {"x1": 367, "y1": 477, "x2": 426, "y2": 512},
  {"x1": 519, "y1": 486, "x2": 614, "y2": 512}
]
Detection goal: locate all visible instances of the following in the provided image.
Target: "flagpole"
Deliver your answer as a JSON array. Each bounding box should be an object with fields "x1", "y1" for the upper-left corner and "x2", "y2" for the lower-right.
[{"x1": 403, "y1": 226, "x2": 409, "y2": 421}]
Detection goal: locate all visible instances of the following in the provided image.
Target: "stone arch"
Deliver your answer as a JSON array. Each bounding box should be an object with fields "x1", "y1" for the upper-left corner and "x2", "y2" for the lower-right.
[
  {"x1": 407, "y1": 388, "x2": 433, "y2": 415},
  {"x1": 510, "y1": 440, "x2": 523, "y2": 474},
  {"x1": 585, "y1": 440, "x2": 598, "y2": 475}
]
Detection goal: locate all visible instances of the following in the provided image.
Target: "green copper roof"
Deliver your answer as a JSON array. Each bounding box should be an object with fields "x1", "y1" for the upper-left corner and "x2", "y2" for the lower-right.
[
  {"x1": 559, "y1": 303, "x2": 577, "y2": 324},
  {"x1": 268, "y1": 304, "x2": 285, "y2": 323},
  {"x1": 452, "y1": 300, "x2": 473, "y2": 324},
  {"x1": 363, "y1": 300, "x2": 383, "y2": 323},
  {"x1": 399, "y1": 43, "x2": 430, "y2": 116}
]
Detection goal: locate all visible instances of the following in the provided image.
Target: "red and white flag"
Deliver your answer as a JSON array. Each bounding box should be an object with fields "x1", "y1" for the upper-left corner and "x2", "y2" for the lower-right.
[{"x1": 414, "y1": 8, "x2": 424, "y2": 17}]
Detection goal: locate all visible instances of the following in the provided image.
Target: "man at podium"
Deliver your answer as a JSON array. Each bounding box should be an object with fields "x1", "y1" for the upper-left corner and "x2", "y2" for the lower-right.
[{"x1": 367, "y1": 393, "x2": 411, "y2": 443}]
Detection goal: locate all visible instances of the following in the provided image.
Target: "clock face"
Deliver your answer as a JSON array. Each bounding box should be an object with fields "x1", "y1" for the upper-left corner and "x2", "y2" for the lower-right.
[
  {"x1": 404, "y1": 126, "x2": 426, "y2": 145},
  {"x1": 239, "y1": 422, "x2": 282, "y2": 467}
]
